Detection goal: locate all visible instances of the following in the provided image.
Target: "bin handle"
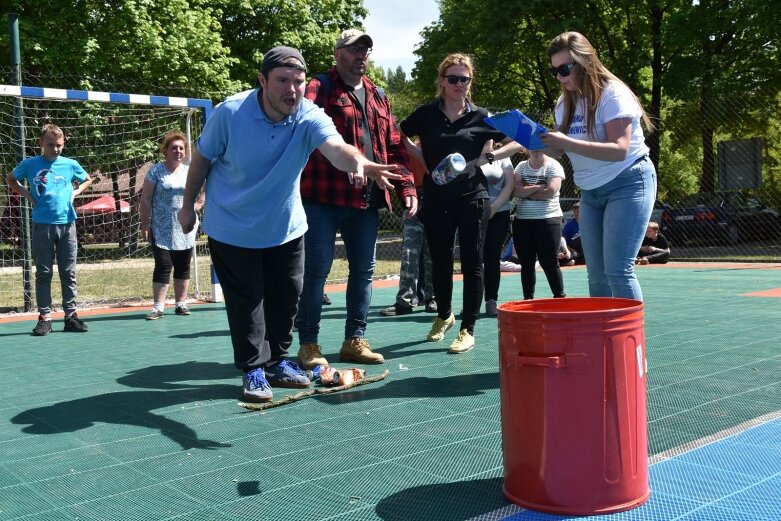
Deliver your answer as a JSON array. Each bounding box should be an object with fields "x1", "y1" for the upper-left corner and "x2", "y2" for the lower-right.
[
  {"x1": 517, "y1": 353, "x2": 588, "y2": 369},
  {"x1": 517, "y1": 354, "x2": 564, "y2": 368}
]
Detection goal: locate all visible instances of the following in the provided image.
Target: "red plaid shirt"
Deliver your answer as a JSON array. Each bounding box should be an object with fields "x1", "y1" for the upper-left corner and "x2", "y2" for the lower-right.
[{"x1": 301, "y1": 68, "x2": 416, "y2": 209}]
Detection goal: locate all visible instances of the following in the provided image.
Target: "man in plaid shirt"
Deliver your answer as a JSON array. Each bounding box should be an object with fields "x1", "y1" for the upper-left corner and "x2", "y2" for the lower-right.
[{"x1": 296, "y1": 29, "x2": 417, "y2": 369}]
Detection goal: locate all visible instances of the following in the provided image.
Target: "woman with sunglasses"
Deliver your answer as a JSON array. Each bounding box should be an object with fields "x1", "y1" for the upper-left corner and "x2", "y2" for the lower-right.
[
  {"x1": 540, "y1": 31, "x2": 656, "y2": 300},
  {"x1": 399, "y1": 53, "x2": 515, "y2": 353}
]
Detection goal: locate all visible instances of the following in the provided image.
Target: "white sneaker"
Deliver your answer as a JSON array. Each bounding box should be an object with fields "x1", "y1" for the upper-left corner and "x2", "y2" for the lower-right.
[{"x1": 146, "y1": 309, "x2": 164, "y2": 320}]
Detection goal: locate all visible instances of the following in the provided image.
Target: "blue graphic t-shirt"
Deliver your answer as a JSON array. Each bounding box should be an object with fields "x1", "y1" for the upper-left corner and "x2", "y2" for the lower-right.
[{"x1": 12, "y1": 155, "x2": 88, "y2": 224}]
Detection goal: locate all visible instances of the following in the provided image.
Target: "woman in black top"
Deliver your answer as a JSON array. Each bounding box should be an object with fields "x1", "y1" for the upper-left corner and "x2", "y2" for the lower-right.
[{"x1": 400, "y1": 53, "x2": 517, "y2": 353}]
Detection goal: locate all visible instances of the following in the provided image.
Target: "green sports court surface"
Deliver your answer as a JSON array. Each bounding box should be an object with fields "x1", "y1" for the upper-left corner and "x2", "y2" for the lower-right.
[{"x1": 1, "y1": 263, "x2": 780, "y2": 520}]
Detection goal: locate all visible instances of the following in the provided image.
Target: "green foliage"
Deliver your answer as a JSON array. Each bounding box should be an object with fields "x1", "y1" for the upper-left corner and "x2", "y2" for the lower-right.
[
  {"x1": 0, "y1": 0, "x2": 368, "y2": 99},
  {"x1": 215, "y1": 0, "x2": 367, "y2": 88},
  {"x1": 408, "y1": 0, "x2": 779, "y2": 207}
]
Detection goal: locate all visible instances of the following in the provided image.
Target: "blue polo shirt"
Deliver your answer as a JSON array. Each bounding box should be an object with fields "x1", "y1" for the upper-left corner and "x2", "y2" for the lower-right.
[
  {"x1": 197, "y1": 89, "x2": 339, "y2": 248},
  {"x1": 12, "y1": 155, "x2": 88, "y2": 224}
]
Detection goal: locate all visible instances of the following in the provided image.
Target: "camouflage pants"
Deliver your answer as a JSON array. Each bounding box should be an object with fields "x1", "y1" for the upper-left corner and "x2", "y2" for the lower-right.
[{"x1": 395, "y1": 206, "x2": 434, "y2": 308}]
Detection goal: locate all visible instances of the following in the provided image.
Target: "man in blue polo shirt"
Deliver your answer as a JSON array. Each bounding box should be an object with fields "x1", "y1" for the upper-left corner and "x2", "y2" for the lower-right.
[{"x1": 179, "y1": 46, "x2": 401, "y2": 403}]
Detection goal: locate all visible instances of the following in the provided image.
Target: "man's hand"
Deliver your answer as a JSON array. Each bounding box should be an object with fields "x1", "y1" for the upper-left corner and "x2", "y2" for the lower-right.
[
  {"x1": 348, "y1": 161, "x2": 403, "y2": 190},
  {"x1": 403, "y1": 195, "x2": 418, "y2": 219},
  {"x1": 178, "y1": 207, "x2": 197, "y2": 234}
]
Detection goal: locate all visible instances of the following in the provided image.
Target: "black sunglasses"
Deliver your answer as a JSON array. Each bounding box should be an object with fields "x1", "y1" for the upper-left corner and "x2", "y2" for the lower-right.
[
  {"x1": 444, "y1": 75, "x2": 472, "y2": 85},
  {"x1": 549, "y1": 63, "x2": 575, "y2": 78}
]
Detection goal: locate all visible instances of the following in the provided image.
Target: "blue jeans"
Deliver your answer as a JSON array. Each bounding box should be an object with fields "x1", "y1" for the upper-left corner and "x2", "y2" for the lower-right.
[
  {"x1": 579, "y1": 156, "x2": 656, "y2": 300},
  {"x1": 297, "y1": 202, "x2": 378, "y2": 343}
]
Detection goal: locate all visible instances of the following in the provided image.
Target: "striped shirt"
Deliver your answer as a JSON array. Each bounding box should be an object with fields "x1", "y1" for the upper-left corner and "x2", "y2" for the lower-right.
[{"x1": 513, "y1": 158, "x2": 565, "y2": 220}]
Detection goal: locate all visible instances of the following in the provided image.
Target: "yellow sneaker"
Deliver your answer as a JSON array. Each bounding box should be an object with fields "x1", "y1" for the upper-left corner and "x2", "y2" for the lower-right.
[
  {"x1": 297, "y1": 343, "x2": 329, "y2": 369},
  {"x1": 340, "y1": 337, "x2": 384, "y2": 364},
  {"x1": 427, "y1": 313, "x2": 455, "y2": 342},
  {"x1": 449, "y1": 329, "x2": 475, "y2": 353}
]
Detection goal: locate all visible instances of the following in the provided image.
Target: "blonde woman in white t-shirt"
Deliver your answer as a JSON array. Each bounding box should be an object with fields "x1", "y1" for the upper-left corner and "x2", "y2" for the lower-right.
[
  {"x1": 512, "y1": 150, "x2": 566, "y2": 299},
  {"x1": 539, "y1": 31, "x2": 656, "y2": 301}
]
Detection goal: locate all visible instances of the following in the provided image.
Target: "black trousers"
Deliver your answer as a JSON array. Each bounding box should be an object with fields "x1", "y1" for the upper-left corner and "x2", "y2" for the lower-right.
[
  {"x1": 512, "y1": 217, "x2": 565, "y2": 299},
  {"x1": 424, "y1": 197, "x2": 490, "y2": 334},
  {"x1": 483, "y1": 210, "x2": 511, "y2": 301},
  {"x1": 208, "y1": 236, "x2": 304, "y2": 372}
]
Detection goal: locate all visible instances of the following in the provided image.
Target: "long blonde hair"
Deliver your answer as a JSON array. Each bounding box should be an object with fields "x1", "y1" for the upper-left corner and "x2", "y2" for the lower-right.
[
  {"x1": 436, "y1": 53, "x2": 474, "y2": 99},
  {"x1": 546, "y1": 31, "x2": 653, "y2": 136}
]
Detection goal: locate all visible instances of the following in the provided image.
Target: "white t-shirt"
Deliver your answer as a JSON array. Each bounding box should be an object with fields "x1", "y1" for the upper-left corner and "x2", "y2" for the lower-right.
[
  {"x1": 554, "y1": 80, "x2": 649, "y2": 190},
  {"x1": 513, "y1": 157, "x2": 565, "y2": 220}
]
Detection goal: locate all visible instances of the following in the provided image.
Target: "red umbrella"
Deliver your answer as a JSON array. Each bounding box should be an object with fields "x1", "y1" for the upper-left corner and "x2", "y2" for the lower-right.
[{"x1": 76, "y1": 195, "x2": 130, "y2": 215}]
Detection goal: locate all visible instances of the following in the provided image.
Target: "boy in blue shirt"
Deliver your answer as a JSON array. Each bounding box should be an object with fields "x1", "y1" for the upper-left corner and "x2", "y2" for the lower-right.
[{"x1": 6, "y1": 124, "x2": 92, "y2": 335}]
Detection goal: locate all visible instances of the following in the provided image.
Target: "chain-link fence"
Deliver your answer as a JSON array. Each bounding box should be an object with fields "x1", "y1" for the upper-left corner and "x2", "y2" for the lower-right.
[{"x1": 1, "y1": 71, "x2": 779, "y2": 313}]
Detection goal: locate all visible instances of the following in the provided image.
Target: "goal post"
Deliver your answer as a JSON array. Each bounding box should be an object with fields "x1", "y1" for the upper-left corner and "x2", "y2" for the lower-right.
[{"x1": 0, "y1": 84, "x2": 218, "y2": 313}]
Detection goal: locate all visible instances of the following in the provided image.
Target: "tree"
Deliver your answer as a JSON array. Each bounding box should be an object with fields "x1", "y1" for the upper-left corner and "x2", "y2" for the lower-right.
[
  {"x1": 411, "y1": 0, "x2": 779, "y2": 197},
  {"x1": 0, "y1": 0, "x2": 369, "y2": 98},
  {"x1": 1, "y1": 0, "x2": 240, "y2": 96},
  {"x1": 214, "y1": 0, "x2": 367, "y2": 88}
]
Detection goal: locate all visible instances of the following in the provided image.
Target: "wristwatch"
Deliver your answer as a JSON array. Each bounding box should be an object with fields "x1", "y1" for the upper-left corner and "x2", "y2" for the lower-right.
[{"x1": 485, "y1": 152, "x2": 495, "y2": 165}]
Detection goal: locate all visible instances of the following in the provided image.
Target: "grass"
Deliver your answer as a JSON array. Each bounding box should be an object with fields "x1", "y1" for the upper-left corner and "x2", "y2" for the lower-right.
[{"x1": 0, "y1": 255, "x2": 407, "y2": 312}]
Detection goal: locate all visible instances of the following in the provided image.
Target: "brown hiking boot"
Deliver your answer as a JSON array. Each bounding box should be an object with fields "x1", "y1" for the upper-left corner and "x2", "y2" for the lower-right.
[
  {"x1": 340, "y1": 337, "x2": 384, "y2": 364},
  {"x1": 297, "y1": 343, "x2": 329, "y2": 369}
]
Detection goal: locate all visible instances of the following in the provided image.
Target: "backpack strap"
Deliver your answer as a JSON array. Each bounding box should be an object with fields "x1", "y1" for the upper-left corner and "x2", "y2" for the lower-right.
[
  {"x1": 315, "y1": 72, "x2": 386, "y2": 103},
  {"x1": 314, "y1": 73, "x2": 330, "y2": 105}
]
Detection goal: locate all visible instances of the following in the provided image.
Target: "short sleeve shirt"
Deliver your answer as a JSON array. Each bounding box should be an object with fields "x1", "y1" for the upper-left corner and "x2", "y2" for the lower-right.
[
  {"x1": 555, "y1": 80, "x2": 649, "y2": 190},
  {"x1": 12, "y1": 155, "x2": 88, "y2": 224},
  {"x1": 513, "y1": 158, "x2": 565, "y2": 219},
  {"x1": 144, "y1": 162, "x2": 196, "y2": 250},
  {"x1": 400, "y1": 100, "x2": 505, "y2": 206},
  {"x1": 197, "y1": 89, "x2": 340, "y2": 248},
  {"x1": 483, "y1": 158, "x2": 513, "y2": 213}
]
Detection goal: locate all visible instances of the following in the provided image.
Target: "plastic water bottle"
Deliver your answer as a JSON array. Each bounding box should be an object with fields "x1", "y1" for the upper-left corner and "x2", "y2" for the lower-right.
[{"x1": 431, "y1": 153, "x2": 467, "y2": 185}]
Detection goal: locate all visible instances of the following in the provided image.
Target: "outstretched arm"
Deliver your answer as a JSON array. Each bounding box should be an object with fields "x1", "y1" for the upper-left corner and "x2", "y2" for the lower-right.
[{"x1": 317, "y1": 136, "x2": 403, "y2": 190}]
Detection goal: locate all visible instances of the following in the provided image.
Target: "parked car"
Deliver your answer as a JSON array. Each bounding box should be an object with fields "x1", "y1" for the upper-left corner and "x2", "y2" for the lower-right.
[
  {"x1": 660, "y1": 192, "x2": 781, "y2": 245},
  {"x1": 650, "y1": 200, "x2": 672, "y2": 225}
]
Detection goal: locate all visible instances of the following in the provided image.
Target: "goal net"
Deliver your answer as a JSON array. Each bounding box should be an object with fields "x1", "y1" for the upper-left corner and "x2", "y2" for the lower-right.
[{"x1": 0, "y1": 85, "x2": 213, "y2": 314}]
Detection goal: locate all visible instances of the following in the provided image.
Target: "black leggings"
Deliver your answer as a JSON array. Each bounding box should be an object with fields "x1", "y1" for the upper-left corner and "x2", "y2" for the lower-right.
[
  {"x1": 484, "y1": 210, "x2": 510, "y2": 301},
  {"x1": 424, "y1": 198, "x2": 490, "y2": 334},
  {"x1": 152, "y1": 244, "x2": 193, "y2": 284},
  {"x1": 512, "y1": 217, "x2": 565, "y2": 299}
]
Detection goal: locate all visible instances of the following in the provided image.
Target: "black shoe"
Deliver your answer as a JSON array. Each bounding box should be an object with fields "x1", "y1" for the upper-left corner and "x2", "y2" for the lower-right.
[
  {"x1": 380, "y1": 304, "x2": 413, "y2": 316},
  {"x1": 322, "y1": 293, "x2": 332, "y2": 305},
  {"x1": 175, "y1": 305, "x2": 191, "y2": 316},
  {"x1": 64, "y1": 313, "x2": 88, "y2": 333},
  {"x1": 33, "y1": 315, "x2": 52, "y2": 336},
  {"x1": 425, "y1": 299, "x2": 438, "y2": 313}
]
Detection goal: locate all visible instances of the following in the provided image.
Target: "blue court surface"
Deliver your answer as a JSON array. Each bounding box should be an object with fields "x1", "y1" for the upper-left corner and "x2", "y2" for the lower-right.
[{"x1": 488, "y1": 415, "x2": 781, "y2": 521}]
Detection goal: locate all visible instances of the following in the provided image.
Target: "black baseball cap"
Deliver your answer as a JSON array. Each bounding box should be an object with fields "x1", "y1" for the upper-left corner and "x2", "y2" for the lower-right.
[{"x1": 259, "y1": 46, "x2": 307, "y2": 73}]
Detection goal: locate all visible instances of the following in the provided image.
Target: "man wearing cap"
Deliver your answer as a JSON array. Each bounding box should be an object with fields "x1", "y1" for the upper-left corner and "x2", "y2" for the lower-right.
[
  {"x1": 179, "y1": 46, "x2": 402, "y2": 403},
  {"x1": 296, "y1": 29, "x2": 417, "y2": 370}
]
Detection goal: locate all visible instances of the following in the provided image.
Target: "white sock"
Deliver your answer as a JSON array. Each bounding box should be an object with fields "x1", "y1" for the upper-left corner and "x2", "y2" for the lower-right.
[
  {"x1": 176, "y1": 301, "x2": 185, "y2": 308},
  {"x1": 153, "y1": 302, "x2": 165, "y2": 312}
]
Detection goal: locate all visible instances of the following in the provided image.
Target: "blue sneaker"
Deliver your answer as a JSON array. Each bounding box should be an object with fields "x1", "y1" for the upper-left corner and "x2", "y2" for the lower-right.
[
  {"x1": 265, "y1": 359, "x2": 311, "y2": 388},
  {"x1": 242, "y1": 368, "x2": 273, "y2": 402}
]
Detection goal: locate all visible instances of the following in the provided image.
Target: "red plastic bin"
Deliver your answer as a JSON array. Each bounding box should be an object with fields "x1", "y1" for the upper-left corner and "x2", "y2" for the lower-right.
[{"x1": 497, "y1": 297, "x2": 650, "y2": 515}]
